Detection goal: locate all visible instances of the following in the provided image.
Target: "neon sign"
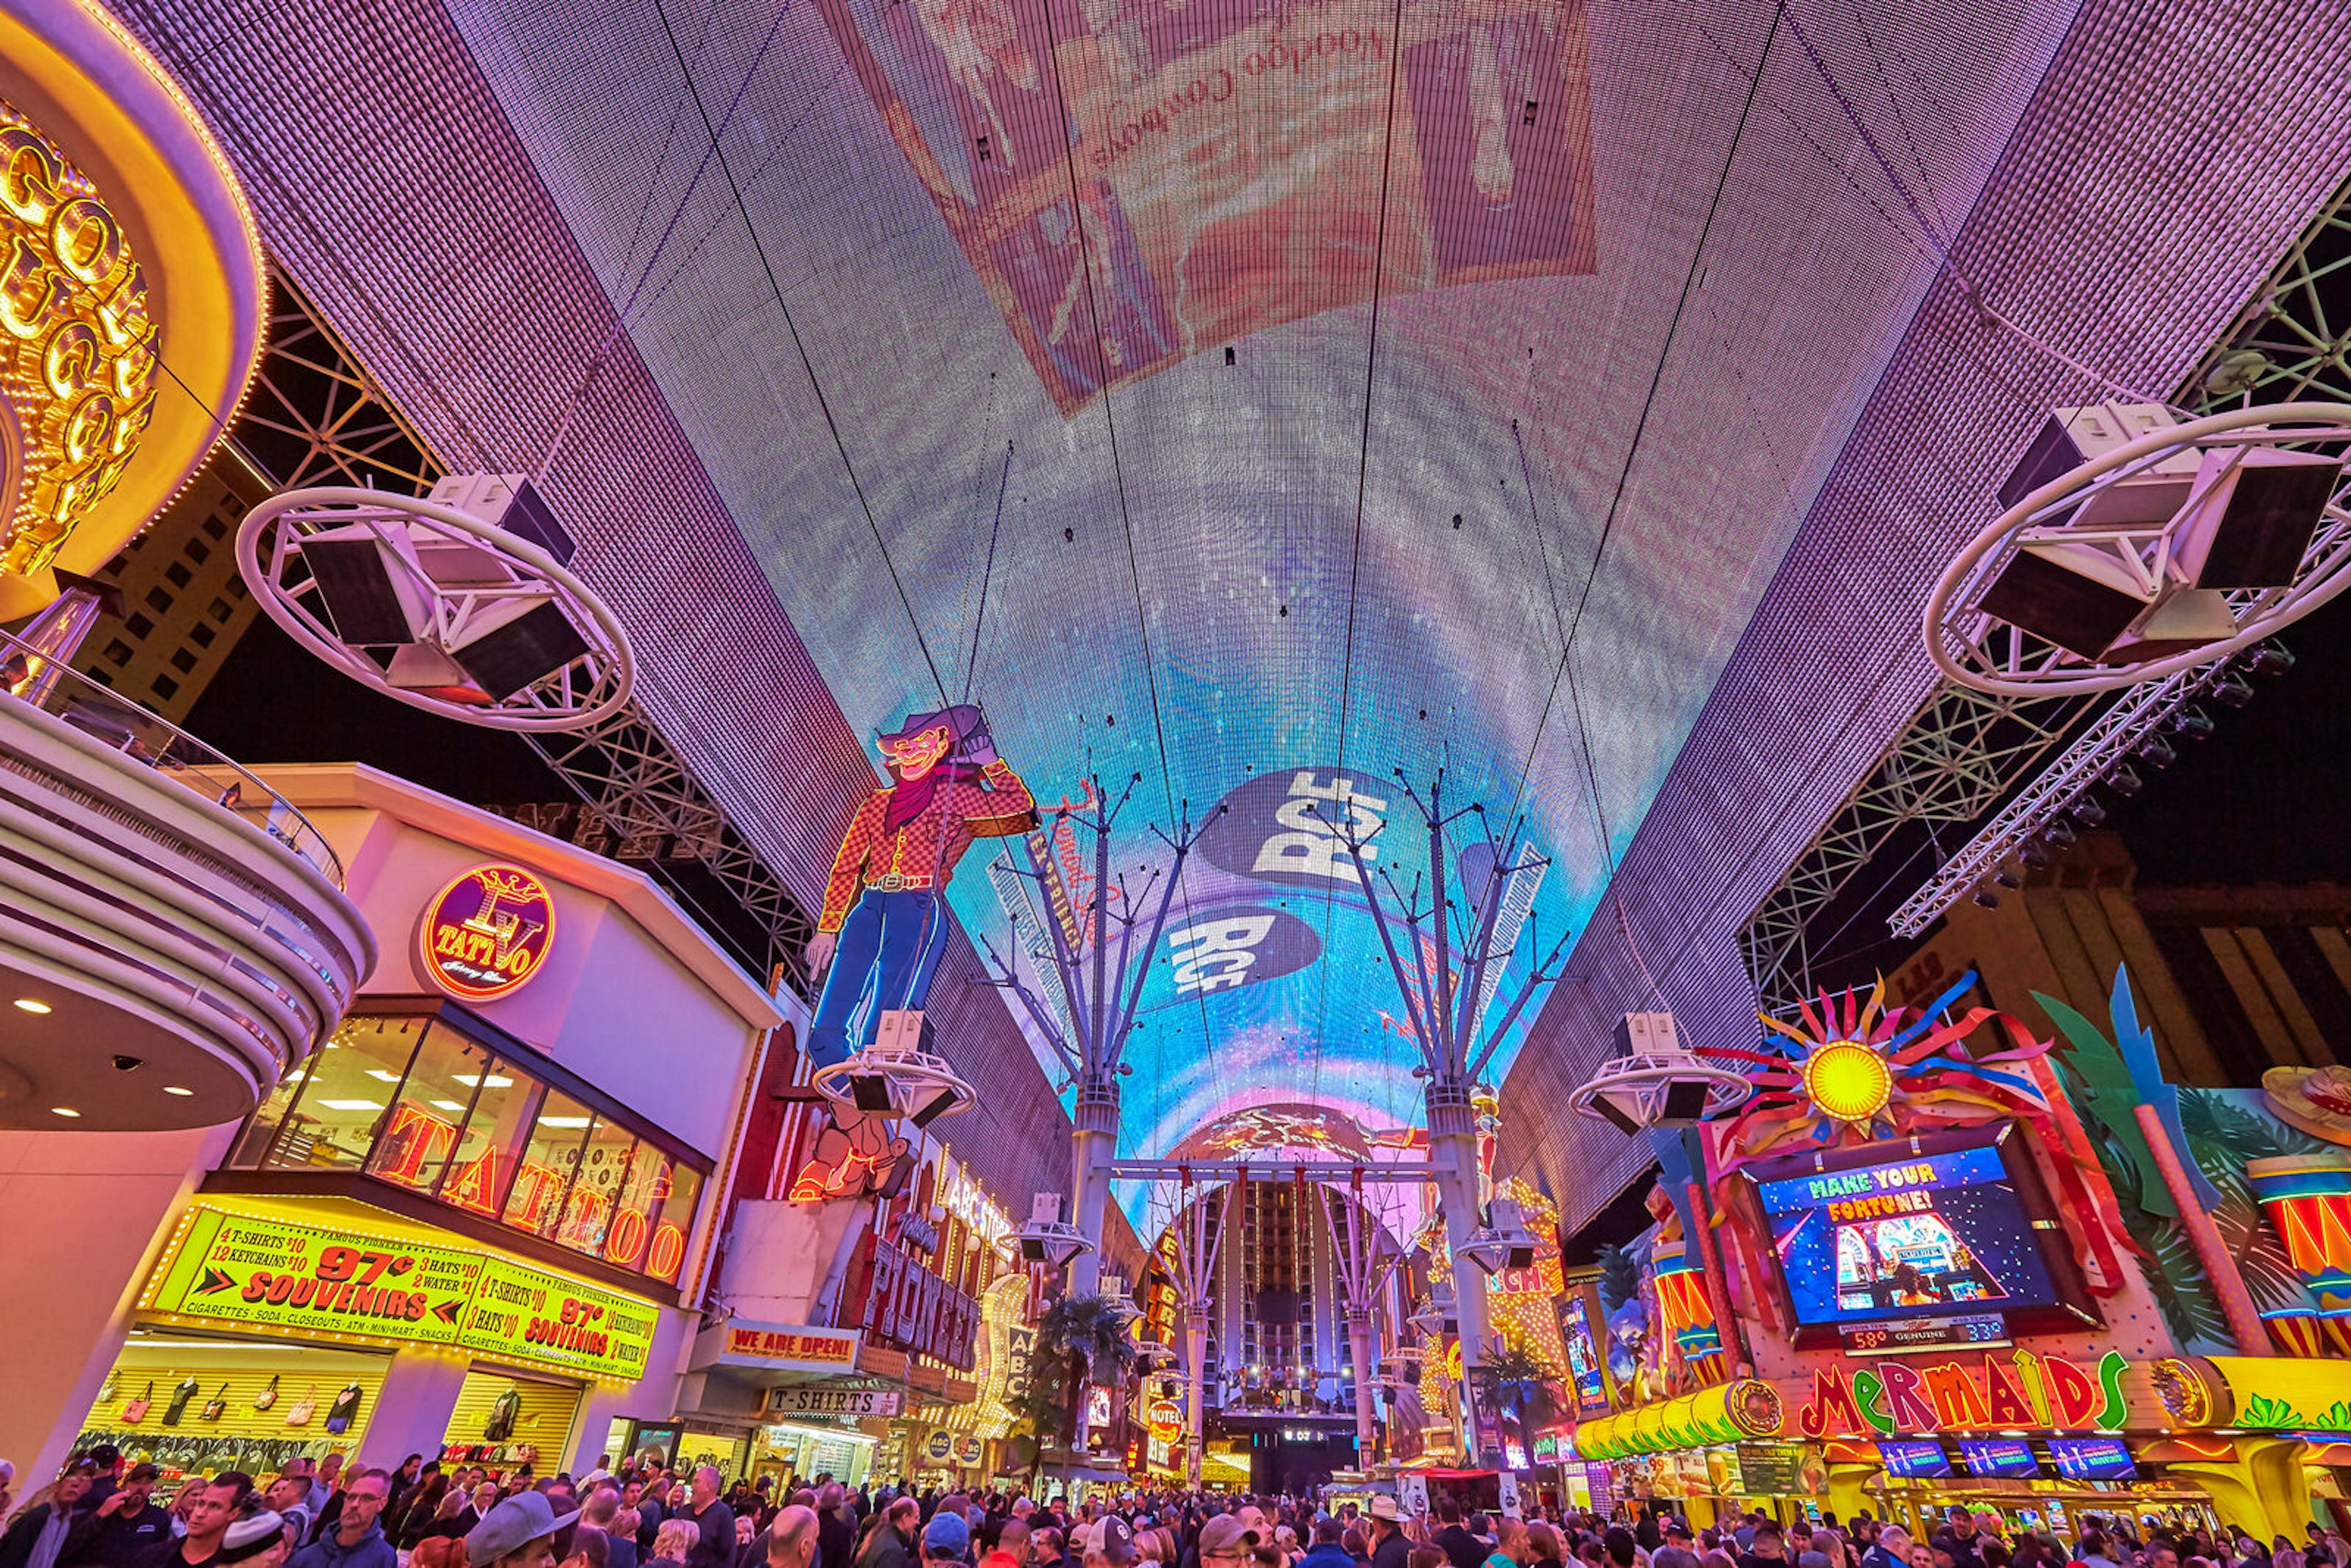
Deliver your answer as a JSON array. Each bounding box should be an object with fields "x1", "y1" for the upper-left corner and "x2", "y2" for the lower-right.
[
  {"x1": 0, "y1": 100, "x2": 158, "y2": 580},
  {"x1": 1795, "y1": 1349, "x2": 2128, "y2": 1438},
  {"x1": 421, "y1": 864, "x2": 556, "y2": 1000}
]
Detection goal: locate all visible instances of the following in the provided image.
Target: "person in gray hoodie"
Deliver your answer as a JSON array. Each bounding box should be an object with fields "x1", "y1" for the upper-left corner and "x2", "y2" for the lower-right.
[{"x1": 285, "y1": 1471, "x2": 395, "y2": 1568}]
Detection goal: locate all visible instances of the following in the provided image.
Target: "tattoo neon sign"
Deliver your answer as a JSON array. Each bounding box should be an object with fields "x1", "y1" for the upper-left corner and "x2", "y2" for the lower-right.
[{"x1": 420, "y1": 863, "x2": 556, "y2": 1000}]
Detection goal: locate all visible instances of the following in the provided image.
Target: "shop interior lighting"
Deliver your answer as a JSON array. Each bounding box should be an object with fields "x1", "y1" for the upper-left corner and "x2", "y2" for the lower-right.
[
  {"x1": 13, "y1": 997, "x2": 52, "y2": 1013},
  {"x1": 365, "y1": 1069, "x2": 403, "y2": 1081},
  {"x1": 163, "y1": 1086, "x2": 193, "y2": 1096},
  {"x1": 454, "y1": 1073, "x2": 512, "y2": 1087},
  {"x1": 540, "y1": 1116, "x2": 593, "y2": 1128},
  {"x1": 52, "y1": 1106, "x2": 81, "y2": 1116},
  {"x1": 316, "y1": 1098, "x2": 383, "y2": 1111},
  {"x1": 430, "y1": 1098, "x2": 467, "y2": 1111}
]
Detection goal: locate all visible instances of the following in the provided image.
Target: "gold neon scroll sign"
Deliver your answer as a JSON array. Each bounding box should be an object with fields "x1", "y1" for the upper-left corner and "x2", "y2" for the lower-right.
[{"x1": 0, "y1": 99, "x2": 157, "y2": 580}]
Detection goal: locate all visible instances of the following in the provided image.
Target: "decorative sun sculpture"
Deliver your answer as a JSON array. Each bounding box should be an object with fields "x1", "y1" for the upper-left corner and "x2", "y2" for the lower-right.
[{"x1": 1704, "y1": 970, "x2": 2057, "y2": 1171}]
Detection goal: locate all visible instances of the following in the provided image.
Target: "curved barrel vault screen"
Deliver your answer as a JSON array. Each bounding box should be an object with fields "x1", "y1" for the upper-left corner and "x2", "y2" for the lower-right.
[
  {"x1": 815, "y1": 0, "x2": 1595, "y2": 410},
  {"x1": 441, "y1": 0, "x2": 2085, "y2": 1228}
]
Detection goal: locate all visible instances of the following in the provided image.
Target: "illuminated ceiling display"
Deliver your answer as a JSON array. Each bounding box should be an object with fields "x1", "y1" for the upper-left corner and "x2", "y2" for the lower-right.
[
  {"x1": 426, "y1": 0, "x2": 2088, "y2": 1206},
  {"x1": 812, "y1": 0, "x2": 1596, "y2": 411}
]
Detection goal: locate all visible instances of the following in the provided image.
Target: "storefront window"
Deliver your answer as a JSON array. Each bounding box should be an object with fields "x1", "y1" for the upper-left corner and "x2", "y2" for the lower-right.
[
  {"x1": 441, "y1": 1054, "x2": 539, "y2": 1221},
  {"x1": 230, "y1": 1063, "x2": 309, "y2": 1168},
  {"x1": 366, "y1": 1021, "x2": 484, "y2": 1193},
  {"x1": 501, "y1": 1088, "x2": 594, "y2": 1238},
  {"x1": 260, "y1": 1017, "x2": 429, "y2": 1171},
  {"x1": 648, "y1": 1161, "x2": 703, "y2": 1283},
  {"x1": 225, "y1": 1012, "x2": 706, "y2": 1287},
  {"x1": 557, "y1": 1116, "x2": 639, "y2": 1259},
  {"x1": 606, "y1": 1142, "x2": 672, "y2": 1272}
]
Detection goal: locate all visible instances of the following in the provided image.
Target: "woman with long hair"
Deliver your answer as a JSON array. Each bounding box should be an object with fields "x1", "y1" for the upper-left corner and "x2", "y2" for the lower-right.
[{"x1": 397, "y1": 1477, "x2": 456, "y2": 1550}]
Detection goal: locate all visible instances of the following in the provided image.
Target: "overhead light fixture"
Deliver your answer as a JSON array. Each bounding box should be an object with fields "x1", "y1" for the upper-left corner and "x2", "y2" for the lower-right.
[
  {"x1": 538, "y1": 1116, "x2": 592, "y2": 1128},
  {"x1": 2041, "y1": 818, "x2": 2077, "y2": 849},
  {"x1": 2138, "y1": 734, "x2": 2178, "y2": 769},
  {"x1": 1971, "y1": 886, "x2": 2001, "y2": 910},
  {"x1": 2213, "y1": 673, "x2": 2256, "y2": 707},
  {"x1": 2071, "y1": 794, "x2": 2108, "y2": 827},
  {"x1": 430, "y1": 1099, "x2": 467, "y2": 1111},
  {"x1": 315, "y1": 1098, "x2": 383, "y2": 1111},
  {"x1": 163, "y1": 1086, "x2": 193, "y2": 1097},
  {"x1": 454, "y1": 1074, "x2": 512, "y2": 1087},
  {"x1": 365, "y1": 1069, "x2": 403, "y2": 1082},
  {"x1": 50, "y1": 1106, "x2": 79, "y2": 1117},
  {"x1": 13, "y1": 998, "x2": 51, "y2": 1014},
  {"x1": 2170, "y1": 705, "x2": 2215, "y2": 740},
  {"x1": 239, "y1": 479, "x2": 631, "y2": 732},
  {"x1": 2105, "y1": 763, "x2": 2145, "y2": 798},
  {"x1": 2244, "y1": 641, "x2": 2297, "y2": 678}
]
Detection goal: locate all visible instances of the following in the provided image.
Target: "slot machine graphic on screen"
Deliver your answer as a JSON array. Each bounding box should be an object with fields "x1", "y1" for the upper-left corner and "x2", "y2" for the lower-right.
[{"x1": 1742, "y1": 1123, "x2": 2100, "y2": 1353}]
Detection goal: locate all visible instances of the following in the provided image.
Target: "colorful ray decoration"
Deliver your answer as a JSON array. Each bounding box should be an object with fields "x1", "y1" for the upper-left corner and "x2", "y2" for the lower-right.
[{"x1": 1704, "y1": 970, "x2": 2052, "y2": 1169}]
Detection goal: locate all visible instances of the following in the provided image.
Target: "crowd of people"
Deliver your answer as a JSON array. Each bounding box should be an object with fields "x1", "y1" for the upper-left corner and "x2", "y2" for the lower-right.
[{"x1": 9, "y1": 1452, "x2": 2350, "y2": 1568}]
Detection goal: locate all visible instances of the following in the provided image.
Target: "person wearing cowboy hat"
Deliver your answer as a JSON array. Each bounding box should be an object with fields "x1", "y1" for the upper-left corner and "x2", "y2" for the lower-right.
[
  {"x1": 1363, "y1": 1502, "x2": 1408, "y2": 1568},
  {"x1": 468, "y1": 1495, "x2": 560, "y2": 1568},
  {"x1": 803, "y1": 705, "x2": 1036, "y2": 1068}
]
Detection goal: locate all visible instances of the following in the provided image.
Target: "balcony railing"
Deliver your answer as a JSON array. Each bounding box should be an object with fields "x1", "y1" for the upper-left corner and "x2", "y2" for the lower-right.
[{"x1": 1, "y1": 625, "x2": 343, "y2": 885}]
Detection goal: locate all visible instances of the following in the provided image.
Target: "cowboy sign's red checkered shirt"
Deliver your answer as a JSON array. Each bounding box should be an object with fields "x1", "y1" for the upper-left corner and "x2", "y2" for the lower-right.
[{"x1": 816, "y1": 757, "x2": 1037, "y2": 932}]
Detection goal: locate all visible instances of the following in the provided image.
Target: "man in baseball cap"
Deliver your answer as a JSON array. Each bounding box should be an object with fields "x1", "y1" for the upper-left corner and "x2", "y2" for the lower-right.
[
  {"x1": 921, "y1": 1512, "x2": 970, "y2": 1566},
  {"x1": 1082, "y1": 1520, "x2": 1133, "y2": 1568},
  {"x1": 1196, "y1": 1518, "x2": 1259, "y2": 1567},
  {"x1": 466, "y1": 1493, "x2": 560, "y2": 1568}
]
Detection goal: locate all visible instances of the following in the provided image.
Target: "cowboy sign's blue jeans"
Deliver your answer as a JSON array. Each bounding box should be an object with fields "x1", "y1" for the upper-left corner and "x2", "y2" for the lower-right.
[{"x1": 808, "y1": 889, "x2": 954, "y2": 1068}]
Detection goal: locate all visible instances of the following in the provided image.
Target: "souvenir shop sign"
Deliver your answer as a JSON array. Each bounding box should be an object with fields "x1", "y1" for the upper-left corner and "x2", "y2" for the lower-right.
[
  {"x1": 849, "y1": 1234, "x2": 978, "y2": 1371},
  {"x1": 1795, "y1": 1349, "x2": 2131, "y2": 1438},
  {"x1": 147, "y1": 1204, "x2": 655, "y2": 1380}
]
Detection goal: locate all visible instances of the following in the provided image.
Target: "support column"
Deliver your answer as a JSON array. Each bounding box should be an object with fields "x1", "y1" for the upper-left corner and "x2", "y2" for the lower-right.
[
  {"x1": 352, "y1": 1349, "x2": 473, "y2": 1472},
  {"x1": 1344, "y1": 1304, "x2": 1376, "y2": 1459},
  {"x1": 1069, "y1": 1074, "x2": 1119, "y2": 1454},
  {"x1": 1185, "y1": 1306, "x2": 1210, "y2": 1489},
  {"x1": 1428, "y1": 1078, "x2": 1487, "y2": 1464},
  {"x1": 1068, "y1": 1076, "x2": 1119, "y2": 1299},
  {"x1": 0, "y1": 1123, "x2": 224, "y2": 1484}
]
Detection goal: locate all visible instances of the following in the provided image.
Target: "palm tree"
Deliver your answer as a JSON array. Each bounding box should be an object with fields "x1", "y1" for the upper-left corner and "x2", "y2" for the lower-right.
[
  {"x1": 1472, "y1": 1340, "x2": 1553, "y2": 1472},
  {"x1": 1036, "y1": 1292, "x2": 1139, "y2": 1452}
]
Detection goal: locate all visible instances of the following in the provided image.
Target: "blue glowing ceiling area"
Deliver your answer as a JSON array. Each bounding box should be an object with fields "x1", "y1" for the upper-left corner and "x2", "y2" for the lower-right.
[{"x1": 443, "y1": 0, "x2": 2082, "y2": 1176}]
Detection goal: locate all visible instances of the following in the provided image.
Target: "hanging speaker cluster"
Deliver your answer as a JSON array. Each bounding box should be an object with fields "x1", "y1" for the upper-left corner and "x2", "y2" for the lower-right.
[
  {"x1": 1000, "y1": 1192, "x2": 1094, "y2": 1267},
  {"x1": 237, "y1": 478, "x2": 634, "y2": 731},
  {"x1": 1929, "y1": 403, "x2": 2351, "y2": 697},
  {"x1": 1568, "y1": 1011, "x2": 1753, "y2": 1133}
]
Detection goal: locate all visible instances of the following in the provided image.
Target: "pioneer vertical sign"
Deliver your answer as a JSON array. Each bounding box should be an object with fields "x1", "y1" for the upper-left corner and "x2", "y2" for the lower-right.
[{"x1": 847, "y1": 1233, "x2": 978, "y2": 1370}]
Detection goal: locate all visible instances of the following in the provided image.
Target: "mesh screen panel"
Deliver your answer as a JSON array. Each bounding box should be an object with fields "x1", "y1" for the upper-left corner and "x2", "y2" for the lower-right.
[{"x1": 419, "y1": 0, "x2": 2077, "y2": 1222}]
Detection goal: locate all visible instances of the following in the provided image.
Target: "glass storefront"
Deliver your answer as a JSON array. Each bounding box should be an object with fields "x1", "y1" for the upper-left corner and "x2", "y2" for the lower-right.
[{"x1": 227, "y1": 1011, "x2": 707, "y2": 1285}]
